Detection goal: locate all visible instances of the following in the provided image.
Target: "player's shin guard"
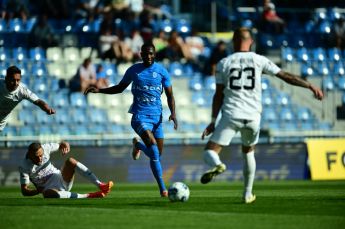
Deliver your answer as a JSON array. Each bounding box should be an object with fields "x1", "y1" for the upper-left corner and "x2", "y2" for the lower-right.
[
  {"x1": 75, "y1": 162, "x2": 101, "y2": 186},
  {"x1": 243, "y1": 151, "x2": 256, "y2": 198},
  {"x1": 149, "y1": 144, "x2": 166, "y2": 193}
]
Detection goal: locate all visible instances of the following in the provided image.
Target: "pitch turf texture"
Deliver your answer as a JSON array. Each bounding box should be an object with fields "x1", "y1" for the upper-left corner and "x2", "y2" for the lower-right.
[{"x1": 1, "y1": 181, "x2": 344, "y2": 229}]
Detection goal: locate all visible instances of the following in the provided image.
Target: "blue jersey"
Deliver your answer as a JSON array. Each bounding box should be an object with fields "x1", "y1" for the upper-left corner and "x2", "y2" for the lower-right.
[{"x1": 120, "y1": 62, "x2": 171, "y2": 115}]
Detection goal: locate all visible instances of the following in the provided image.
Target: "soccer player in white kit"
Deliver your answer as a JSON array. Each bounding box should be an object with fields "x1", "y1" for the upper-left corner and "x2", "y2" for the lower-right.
[
  {"x1": 19, "y1": 141, "x2": 114, "y2": 198},
  {"x1": 0, "y1": 66, "x2": 55, "y2": 132},
  {"x1": 200, "y1": 27, "x2": 324, "y2": 203}
]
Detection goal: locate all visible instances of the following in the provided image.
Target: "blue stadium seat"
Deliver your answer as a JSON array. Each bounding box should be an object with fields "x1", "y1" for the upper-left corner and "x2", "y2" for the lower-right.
[
  {"x1": 262, "y1": 107, "x2": 278, "y2": 122},
  {"x1": 311, "y1": 48, "x2": 326, "y2": 61},
  {"x1": 189, "y1": 74, "x2": 203, "y2": 91},
  {"x1": 316, "y1": 122, "x2": 332, "y2": 131},
  {"x1": 333, "y1": 62, "x2": 345, "y2": 76},
  {"x1": 261, "y1": 77, "x2": 270, "y2": 91},
  {"x1": 12, "y1": 47, "x2": 27, "y2": 61},
  {"x1": 296, "y1": 107, "x2": 312, "y2": 122},
  {"x1": 25, "y1": 18, "x2": 37, "y2": 32},
  {"x1": 88, "y1": 108, "x2": 108, "y2": 124},
  {"x1": 2, "y1": 126, "x2": 17, "y2": 136},
  {"x1": 322, "y1": 77, "x2": 335, "y2": 91},
  {"x1": 19, "y1": 126, "x2": 36, "y2": 136},
  {"x1": 316, "y1": 62, "x2": 330, "y2": 76},
  {"x1": 8, "y1": 19, "x2": 24, "y2": 32},
  {"x1": 108, "y1": 124, "x2": 123, "y2": 134},
  {"x1": 54, "y1": 125, "x2": 71, "y2": 136},
  {"x1": 281, "y1": 47, "x2": 294, "y2": 62},
  {"x1": 52, "y1": 91, "x2": 69, "y2": 108},
  {"x1": 70, "y1": 92, "x2": 87, "y2": 108},
  {"x1": 71, "y1": 108, "x2": 88, "y2": 124},
  {"x1": 29, "y1": 47, "x2": 46, "y2": 62},
  {"x1": 88, "y1": 124, "x2": 108, "y2": 135},
  {"x1": 160, "y1": 19, "x2": 173, "y2": 33},
  {"x1": 54, "y1": 109, "x2": 70, "y2": 124},
  {"x1": 204, "y1": 76, "x2": 216, "y2": 91},
  {"x1": 19, "y1": 109, "x2": 36, "y2": 125},
  {"x1": 191, "y1": 91, "x2": 205, "y2": 106},
  {"x1": 175, "y1": 19, "x2": 191, "y2": 36},
  {"x1": 301, "y1": 63, "x2": 314, "y2": 77},
  {"x1": 262, "y1": 90, "x2": 274, "y2": 107},
  {"x1": 282, "y1": 122, "x2": 298, "y2": 131},
  {"x1": 328, "y1": 48, "x2": 342, "y2": 62},
  {"x1": 38, "y1": 126, "x2": 52, "y2": 135},
  {"x1": 300, "y1": 121, "x2": 314, "y2": 130},
  {"x1": 0, "y1": 47, "x2": 10, "y2": 62},
  {"x1": 0, "y1": 19, "x2": 6, "y2": 32},
  {"x1": 35, "y1": 111, "x2": 50, "y2": 125},
  {"x1": 337, "y1": 77, "x2": 345, "y2": 91},
  {"x1": 276, "y1": 93, "x2": 290, "y2": 106},
  {"x1": 296, "y1": 48, "x2": 309, "y2": 62},
  {"x1": 33, "y1": 78, "x2": 48, "y2": 94},
  {"x1": 279, "y1": 107, "x2": 295, "y2": 122},
  {"x1": 169, "y1": 61, "x2": 183, "y2": 77}
]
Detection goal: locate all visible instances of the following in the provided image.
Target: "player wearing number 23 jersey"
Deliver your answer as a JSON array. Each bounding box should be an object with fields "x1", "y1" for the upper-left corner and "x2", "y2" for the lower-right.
[
  {"x1": 216, "y1": 52, "x2": 281, "y2": 121},
  {"x1": 200, "y1": 27, "x2": 324, "y2": 204}
]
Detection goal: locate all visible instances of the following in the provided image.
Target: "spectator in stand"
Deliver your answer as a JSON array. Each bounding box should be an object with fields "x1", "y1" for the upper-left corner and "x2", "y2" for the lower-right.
[
  {"x1": 203, "y1": 40, "x2": 228, "y2": 76},
  {"x1": 153, "y1": 30, "x2": 168, "y2": 52},
  {"x1": 331, "y1": 16, "x2": 345, "y2": 50},
  {"x1": 156, "y1": 30, "x2": 193, "y2": 62},
  {"x1": 29, "y1": 14, "x2": 58, "y2": 48},
  {"x1": 70, "y1": 58, "x2": 97, "y2": 92},
  {"x1": 139, "y1": 9, "x2": 155, "y2": 42},
  {"x1": 261, "y1": 0, "x2": 285, "y2": 34},
  {"x1": 95, "y1": 64, "x2": 109, "y2": 89},
  {"x1": 185, "y1": 28, "x2": 205, "y2": 61},
  {"x1": 75, "y1": 0, "x2": 104, "y2": 19},
  {"x1": 126, "y1": 28, "x2": 144, "y2": 62},
  {"x1": 3, "y1": 0, "x2": 28, "y2": 22},
  {"x1": 103, "y1": 29, "x2": 134, "y2": 63}
]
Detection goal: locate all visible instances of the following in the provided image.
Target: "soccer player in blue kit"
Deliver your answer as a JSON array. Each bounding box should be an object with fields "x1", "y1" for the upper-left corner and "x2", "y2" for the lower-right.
[{"x1": 84, "y1": 43, "x2": 178, "y2": 197}]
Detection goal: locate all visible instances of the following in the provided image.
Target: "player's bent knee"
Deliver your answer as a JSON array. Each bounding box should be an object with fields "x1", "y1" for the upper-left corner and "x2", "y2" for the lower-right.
[
  {"x1": 43, "y1": 189, "x2": 59, "y2": 198},
  {"x1": 242, "y1": 145, "x2": 255, "y2": 153},
  {"x1": 205, "y1": 141, "x2": 222, "y2": 153},
  {"x1": 65, "y1": 157, "x2": 78, "y2": 166}
]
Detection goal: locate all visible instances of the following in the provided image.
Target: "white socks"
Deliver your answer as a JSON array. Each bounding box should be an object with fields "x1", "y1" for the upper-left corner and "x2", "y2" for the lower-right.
[
  {"x1": 75, "y1": 162, "x2": 101, "y2": 186},
  {"x1": 57, "y1": 191, "x2": 87, "y2": 198},
  {"x1": 243, "y1": 151, "x2": 256, "y2": 198},
  {"x1": 203, "y1": 149, "x2": 222, "y2": 167}
]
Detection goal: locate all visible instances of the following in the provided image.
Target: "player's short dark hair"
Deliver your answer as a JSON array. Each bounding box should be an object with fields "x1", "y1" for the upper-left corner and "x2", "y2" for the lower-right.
[
  {"x1": 6, "y1": 65, "x2": 21, "y2": 77},
  {"x1": 27, "y1": 142, "x2": 42, "y2": 153},
  {"x1": 141, "y1": 42, "x2": 155, "y2": 52}
]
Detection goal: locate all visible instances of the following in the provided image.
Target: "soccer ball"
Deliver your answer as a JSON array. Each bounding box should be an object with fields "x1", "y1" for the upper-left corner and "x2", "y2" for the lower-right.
[{"x1": 168, "y1": 182, "x2": 190, "y2": 202}]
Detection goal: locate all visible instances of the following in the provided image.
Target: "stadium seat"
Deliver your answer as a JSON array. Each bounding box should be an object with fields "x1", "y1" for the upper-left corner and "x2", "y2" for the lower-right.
[
  {"x1": 191, "y1": 91, "x2": 205, "y2": 106},
  {"x1": 71, "y1": 108, "x2": 88, "y2": 124},
  {"x1": 12, "y1": 47, "x2": 27, "y2": 61},
  {"x1": 29, "y1": 47, "x2": 46, "y2": 62},
  {"x1": 8, "y1": 19, "x2": 24, "y2": 32},
  {"x1": 296, "y1": 107, "x2": 312, "y2": 122},
  {"x1": 175, "y1": 19, "x2": 191, "y2": 35},
  {"x1": 279, "y1": 107, "x2": 295, "y2": 122},
  {"x1": 64, "y1": 47, "x2": 80, "y2": 63},
  {"x1": 281, "y1": 47, "x2": 294, "y2": 62},
  {"x1": 54, "y1": 109, "x2": 70, "y2": 124},
  {"x1": 88, "y1": 108, "x2": 108, "y2": 124},
  {"x1": 70, "y1": 92, "x2": 87, "y2": 108},
  {"x1": 18, "y1": 109, "x2": 36, "y2": 125},
  {"x1": 275, "y1": 93, "x2": 290, "y2": 106},
  {"x1": 311, "y1": 48, "x2": 326, "y2": 62},
  {"x1": 87, "y1": 93, "x2": 104, "y2": 108},
  {"x1": 31, "y1": 62, "x2": 48, "y2": 77},
  {"x1": 328, "y1": 48, "x2": 342, "y2": 62},
  {"x1": 333, "y1": 62, "x2": 345, "y2": 76},
  {"x1": 47, "y1": 47, "x2": 63, "y2": 62},
  {"x1": 19, "y1": 126, "x2": 36, "y2": 136},
  {"x1": 54, "y1": 125, "x2": 71, "y2": 136},
  {"x1": 38, "y1": 126, "x2": 52, "y2": 136},
  {"x1": 52, "y1": 91, "x2": 69, "y2": 108},
  {"x1": 337, "y1": 77, "x2": 345, "y2": 91},
  {"x1": 301, "y1": 63, "x2": 314, "y2": 78},
  {"x1": 35, "y1": 111, "x2": 50, "y2": 125},
  {"x1": 189, "y1": 74, "x2": 203, "y2": 91},
  {"x1": 322, "y1": 77, "x2": 335, "y2": 91},
  {"x1": 204, "y1": 76, "x2": 216, "y2": 91},
  {"x1": 300, "y1": 121, "x2": 314, "y2": 130},
  {"x1": 316, "y1": 62, "x2": 330, "y2": 76},
  {"x1": 262, "y1": 90, "x2": 274, "y2": 107},
  {"x1": 0, "y1": 47, "x2": 10, "y2": 62},
  {"x1": 262, "y1": 107, "x2": 278, "y2": 122},
  {"x1": 296, "y1": 48, "x2": 309, "y2": 62},
  {"x1": 169, "y1": 61, "x2": 183, "y2": 77}
]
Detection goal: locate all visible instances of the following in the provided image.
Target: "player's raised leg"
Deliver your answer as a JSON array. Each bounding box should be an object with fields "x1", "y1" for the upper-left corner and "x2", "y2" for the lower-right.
[{"x1": 62, "y1": 157, "x2": 113, "y2": 194}]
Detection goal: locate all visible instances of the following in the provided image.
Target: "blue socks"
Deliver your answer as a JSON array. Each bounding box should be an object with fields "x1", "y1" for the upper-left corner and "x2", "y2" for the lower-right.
[{"x1": 135, "y1": 142, "x2": 166, "y2": 193}]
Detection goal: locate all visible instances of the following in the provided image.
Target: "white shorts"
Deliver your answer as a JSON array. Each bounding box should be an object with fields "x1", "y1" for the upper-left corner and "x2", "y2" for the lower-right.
[
  {"x1": 210, "y1": 117, "x2": 260, "y2": 146},
  {"x1": 42, "y1": 171, "x2": 74, "y2": 192}
]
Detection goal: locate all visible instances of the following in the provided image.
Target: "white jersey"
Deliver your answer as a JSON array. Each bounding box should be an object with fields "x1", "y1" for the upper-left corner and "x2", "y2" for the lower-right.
[
  {"x1": 216, "y1": 52, "x2": 281, "y2": 121},
  {"x1": 0, "y1": 79, "x2": 39, "y2": 130},
  {"x1": 19, "y1": 143, "x2": 61, "y2": 188}
]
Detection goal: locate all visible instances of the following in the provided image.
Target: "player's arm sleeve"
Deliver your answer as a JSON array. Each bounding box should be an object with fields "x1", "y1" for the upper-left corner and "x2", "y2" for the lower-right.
[
  {"x1": 19, "y1": 169, "x2": 30, "y2": 185},
  {"x1": 119, "y1": 67, "x2": 134, "y2": 85},
  {"x1": 262, "y1": 57, "x2": 281, "y2": 76},
  {"x1": 21, "y1": 86, "x2": 39, "y2": 103},
  {"x1": 161, "y1": 67, "x2": 172, "y2": 88},
  {"x1": 42, "y1": 143, "x2": 60, "y2": 155}
]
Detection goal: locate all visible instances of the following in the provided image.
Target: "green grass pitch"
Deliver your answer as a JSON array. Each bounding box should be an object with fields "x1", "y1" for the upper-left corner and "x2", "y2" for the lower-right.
[{"x1": 1, "y1": 180, "x2": 344, "y2": 229}]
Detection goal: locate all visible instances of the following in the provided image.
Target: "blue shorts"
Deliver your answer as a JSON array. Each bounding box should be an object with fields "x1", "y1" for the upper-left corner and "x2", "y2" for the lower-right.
[{"x1": 131, "y1": 114, "x2": 164, "y2": 139}]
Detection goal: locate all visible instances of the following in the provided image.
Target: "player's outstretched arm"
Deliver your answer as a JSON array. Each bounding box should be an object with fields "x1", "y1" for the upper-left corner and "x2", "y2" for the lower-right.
[
  {"x1": 165, "y1": 86, "x2": 178, "y2": 130},
  {"x1": 202, "y1": 84, "x2": 224, "y2": 140},
  {"x1": 84, "y1": 82, "x2": 130, "y2": 95},
  {"x1": 59, "y1": 141, "x2": 70, "y2": 155},
  {"x1": 21, "y1": 184, "x2": 41, "y2": 196},
  {"x1": 276, "y1": 71, "x2": 324, "y2": 100},
  {"x1": 33, "y1": 99, "x2": 56, "y2": 115}
]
